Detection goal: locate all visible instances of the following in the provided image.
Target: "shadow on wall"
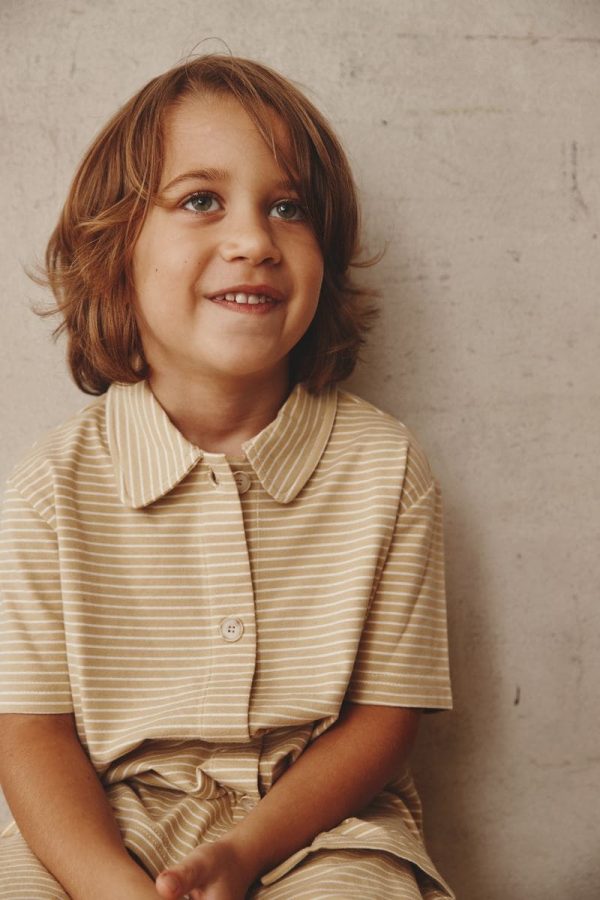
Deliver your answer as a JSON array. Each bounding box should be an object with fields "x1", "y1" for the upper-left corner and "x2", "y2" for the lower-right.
[{"x1": 410, "y1": 493, "x2": 488, "y2": 898}]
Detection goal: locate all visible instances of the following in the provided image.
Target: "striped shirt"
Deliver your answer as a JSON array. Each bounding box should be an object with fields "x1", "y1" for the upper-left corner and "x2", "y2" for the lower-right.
[{"x1": 0, "y1": 379, "x2": 453, "y2": 894}]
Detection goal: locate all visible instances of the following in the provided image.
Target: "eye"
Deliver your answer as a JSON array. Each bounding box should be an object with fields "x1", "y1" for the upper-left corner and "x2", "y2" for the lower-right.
[
  {"x1": 182, "y1": 192, "x2": 222, "y2": 214},
  {"x1": 269, "y1": 199, "x2": 305, "y2": 221}
]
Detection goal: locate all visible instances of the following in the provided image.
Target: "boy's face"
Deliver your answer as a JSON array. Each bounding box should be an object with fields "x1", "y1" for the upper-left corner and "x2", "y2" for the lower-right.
[{"x1": 131, "y1": 93, "x2": 324, "y2": 390}]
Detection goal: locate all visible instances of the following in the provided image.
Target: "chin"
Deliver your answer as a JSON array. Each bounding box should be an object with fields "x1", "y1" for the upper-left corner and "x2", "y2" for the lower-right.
[{"x1": 211, "y1": 353, "x2": 286, "y2": 377}]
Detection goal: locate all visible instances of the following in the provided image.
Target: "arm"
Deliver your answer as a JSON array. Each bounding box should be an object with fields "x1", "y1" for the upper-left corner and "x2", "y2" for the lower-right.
[
  {"x1": 227, "y1": 701, "x2": 421, "y2": 882},
  {"x1": 0, "y1": 484, "x2": 158, "y2": 896},
  {"x1": 155, "y1": 701, "x2": 420, "y2": 897},
  {"x1": 0, "y1": 713, "x2": 159, "y2": 900}
]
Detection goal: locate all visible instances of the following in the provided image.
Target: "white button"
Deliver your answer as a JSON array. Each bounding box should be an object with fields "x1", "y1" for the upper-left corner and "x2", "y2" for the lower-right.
[
  {"x1": 232, "y1": 470, "x2": 251, "y2": 494},
  {"x1": 219, "y1": 617, "x2": 244, "y2": 642}
]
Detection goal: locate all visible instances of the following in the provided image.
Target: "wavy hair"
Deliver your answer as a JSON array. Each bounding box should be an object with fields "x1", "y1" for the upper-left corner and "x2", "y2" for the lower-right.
[{"x1": 30, "y1": 54, "x2": 380, "y2": 394}]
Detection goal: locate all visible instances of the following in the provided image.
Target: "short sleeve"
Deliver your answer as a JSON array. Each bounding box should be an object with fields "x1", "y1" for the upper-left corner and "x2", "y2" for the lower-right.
[
  {"x1": 344, "y1": 448, "x2": 453, "y2": 713},
  {"x1": 0, "y1": 481, "x2": 73, "y2": 713}
]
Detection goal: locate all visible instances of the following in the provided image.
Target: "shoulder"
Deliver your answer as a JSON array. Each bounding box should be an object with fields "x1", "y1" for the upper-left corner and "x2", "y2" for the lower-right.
[
  {"x1": 335, "y1": 388, "x2": 438, "y2": 504},
  {"x1": 4, "y1": 394, "x2": 108, "y2": 518},
  {"x1": 336, "y1": 388, "x2": 414, "y2": 440}
]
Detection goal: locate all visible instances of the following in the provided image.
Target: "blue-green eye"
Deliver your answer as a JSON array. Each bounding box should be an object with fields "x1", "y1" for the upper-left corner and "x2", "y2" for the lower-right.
[
  {"x1": 270, "y1": 199, "x2": 305, "y2": 221},
  {"x1": 183, "y1": 192, "x2": 221, "y2": 214}
]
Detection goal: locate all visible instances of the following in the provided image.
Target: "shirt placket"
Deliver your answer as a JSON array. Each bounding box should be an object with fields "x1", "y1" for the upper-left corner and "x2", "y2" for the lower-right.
[{"x1": 200, "y1": 454, "x2": 258, "y2": 752}]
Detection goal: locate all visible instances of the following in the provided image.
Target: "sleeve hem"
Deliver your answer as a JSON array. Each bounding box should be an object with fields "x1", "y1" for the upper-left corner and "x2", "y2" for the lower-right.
[
  {"x1": 343, "y1": 696, "x2": 453, "y2": 712},
  {"x1": 0, "y1": 704, "x2": 75, "y2": 715}
]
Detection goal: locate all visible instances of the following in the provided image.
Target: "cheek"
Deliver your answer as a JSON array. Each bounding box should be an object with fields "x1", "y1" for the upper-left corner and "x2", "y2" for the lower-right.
[
  {"x1": 301, "y1": 240, "x2": 325, "y2": 296},
  {"x1": 133, "y1": 216, "x2": 197, "y2": 278},
  {"x1": 133, "y1": 243, "x2": 199, "y2": 304},
  {"x1": 131, "y1": 243, "x2": 165, "y2": 326},
  {"x1": 310, "y1": 256, "x2": 325, "y2": 307},
  {"x1": 132, "y1": 232, "x2": 159, "y2": 297}
]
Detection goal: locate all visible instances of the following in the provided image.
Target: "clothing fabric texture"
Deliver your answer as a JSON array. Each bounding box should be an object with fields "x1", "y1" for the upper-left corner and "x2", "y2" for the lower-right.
[{"x1": 0, "y1": 380, "x2": 454, "y2": 898}]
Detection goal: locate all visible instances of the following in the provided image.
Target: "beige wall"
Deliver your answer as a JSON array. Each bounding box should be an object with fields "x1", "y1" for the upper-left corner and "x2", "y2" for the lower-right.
[{"x1": 2, "y1": 2, "x2": 598, "y2": 897}]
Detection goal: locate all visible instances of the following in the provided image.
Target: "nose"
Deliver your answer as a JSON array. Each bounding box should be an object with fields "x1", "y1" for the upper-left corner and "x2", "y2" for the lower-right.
[{"x1": 219, "y1": 207, "x2": 281, "y2": 266}]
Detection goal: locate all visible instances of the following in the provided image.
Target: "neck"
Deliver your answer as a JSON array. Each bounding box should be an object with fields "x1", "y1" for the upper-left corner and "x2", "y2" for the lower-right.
[{"x1": 147, "y1": 365, "x2": 291, "y2": 456}]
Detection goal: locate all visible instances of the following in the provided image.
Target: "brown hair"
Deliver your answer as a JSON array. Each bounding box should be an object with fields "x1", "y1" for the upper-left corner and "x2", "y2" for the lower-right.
[{"x1": 30, "y1": 54, "x2": 380, "y2": 394}]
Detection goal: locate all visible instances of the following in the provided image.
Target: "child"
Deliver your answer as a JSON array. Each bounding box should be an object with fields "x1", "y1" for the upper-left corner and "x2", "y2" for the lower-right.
[{"x1": 0, "y1": 55, "x2": 454, "y2": 899}]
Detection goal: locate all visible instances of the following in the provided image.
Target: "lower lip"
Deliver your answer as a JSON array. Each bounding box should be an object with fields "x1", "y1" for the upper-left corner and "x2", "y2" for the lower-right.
[{"x1": 208, "y1": 298, "x2": 282, "y2": 315}]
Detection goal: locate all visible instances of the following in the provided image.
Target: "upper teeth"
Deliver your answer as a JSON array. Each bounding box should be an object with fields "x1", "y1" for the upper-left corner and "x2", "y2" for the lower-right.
[{"x1": 213, "y1": 292, "x2": 278, "y2": 305}]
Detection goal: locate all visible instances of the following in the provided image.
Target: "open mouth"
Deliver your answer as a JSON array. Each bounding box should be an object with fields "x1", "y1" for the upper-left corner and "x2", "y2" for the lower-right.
[{"x1": 210, "y1": 291, "x2": 281, "y2": 306}]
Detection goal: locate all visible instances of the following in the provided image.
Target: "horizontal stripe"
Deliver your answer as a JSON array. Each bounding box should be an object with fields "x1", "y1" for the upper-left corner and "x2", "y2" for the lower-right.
[{"x1": 0, "y1": 380, "x2": 453, "y2": 897}]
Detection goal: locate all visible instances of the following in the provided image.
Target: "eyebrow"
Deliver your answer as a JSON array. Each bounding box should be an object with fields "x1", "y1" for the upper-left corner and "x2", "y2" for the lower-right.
[
  {"x1": 160, "y1": 168, "x2": 229, "y2": 193},
  {"x1": 159, "y1": 168, "x2": 299, "y2": 195}
]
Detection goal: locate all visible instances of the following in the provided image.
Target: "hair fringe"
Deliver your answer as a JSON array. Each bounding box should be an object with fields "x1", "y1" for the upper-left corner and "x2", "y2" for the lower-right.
[{"x1": 28, "y1": 54, "x2": 382, "y2": 395}]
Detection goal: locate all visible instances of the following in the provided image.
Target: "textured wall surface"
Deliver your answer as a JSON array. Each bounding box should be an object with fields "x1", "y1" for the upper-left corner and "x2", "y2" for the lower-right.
[{"x1": 1, "y1": 2, "x2": 599, "y2": 898}]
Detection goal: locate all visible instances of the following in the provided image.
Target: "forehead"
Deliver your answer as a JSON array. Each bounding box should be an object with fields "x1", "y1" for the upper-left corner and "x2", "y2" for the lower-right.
[{"x1": 159, "y1": 92, "x2": 295, "y2": 184}]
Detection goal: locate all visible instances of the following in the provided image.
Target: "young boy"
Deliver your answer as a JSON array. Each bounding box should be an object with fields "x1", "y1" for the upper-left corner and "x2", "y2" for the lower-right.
[{"x1": 0, "y1": 54, "x2": 454, "y2": 899}]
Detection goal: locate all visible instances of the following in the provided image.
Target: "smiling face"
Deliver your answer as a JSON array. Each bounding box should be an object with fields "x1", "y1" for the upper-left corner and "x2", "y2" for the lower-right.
[{"x1": 130, "y1": 92, "x2": 324, "y2": 393}]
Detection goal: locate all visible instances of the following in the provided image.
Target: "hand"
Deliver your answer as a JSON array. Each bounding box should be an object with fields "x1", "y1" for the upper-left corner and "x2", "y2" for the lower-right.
[{"x1": 155, "y1": 838, "x2": 254, "y2": 900}]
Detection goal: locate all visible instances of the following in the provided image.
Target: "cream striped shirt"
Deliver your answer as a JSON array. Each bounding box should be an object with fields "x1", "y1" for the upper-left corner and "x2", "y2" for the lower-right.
[{"x1": 0, "y1": 379, "x2": 453, "y2": 894}]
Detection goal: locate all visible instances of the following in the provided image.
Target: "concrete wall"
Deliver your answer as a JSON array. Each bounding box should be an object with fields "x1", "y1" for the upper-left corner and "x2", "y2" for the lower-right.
[{"x1": 1, "y1": 2, "x2": 598, "y2": 897}]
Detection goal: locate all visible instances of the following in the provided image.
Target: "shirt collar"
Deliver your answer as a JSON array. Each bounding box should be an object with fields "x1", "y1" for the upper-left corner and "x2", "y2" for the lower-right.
[{"x1": 105, "y1": 379, "x2": 338, "y2": 509}]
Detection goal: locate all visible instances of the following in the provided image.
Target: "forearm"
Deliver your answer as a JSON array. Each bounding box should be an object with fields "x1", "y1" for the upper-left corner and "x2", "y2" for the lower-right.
[
  {"x1": 225, "y1": 701, "x2": 421, "y2": 884},
  {"x1": 0, "y1": 714, "x2": 158, "y2": 900}
]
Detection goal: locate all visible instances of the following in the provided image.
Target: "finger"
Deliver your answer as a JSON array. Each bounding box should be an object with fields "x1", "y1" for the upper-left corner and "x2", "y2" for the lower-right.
[
  {"x1": 156, "y1": 856, "x2": 208, "y2": 899},
  {"x1": 155, "y1": 871, "x2": 183, "y2": 899}
]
